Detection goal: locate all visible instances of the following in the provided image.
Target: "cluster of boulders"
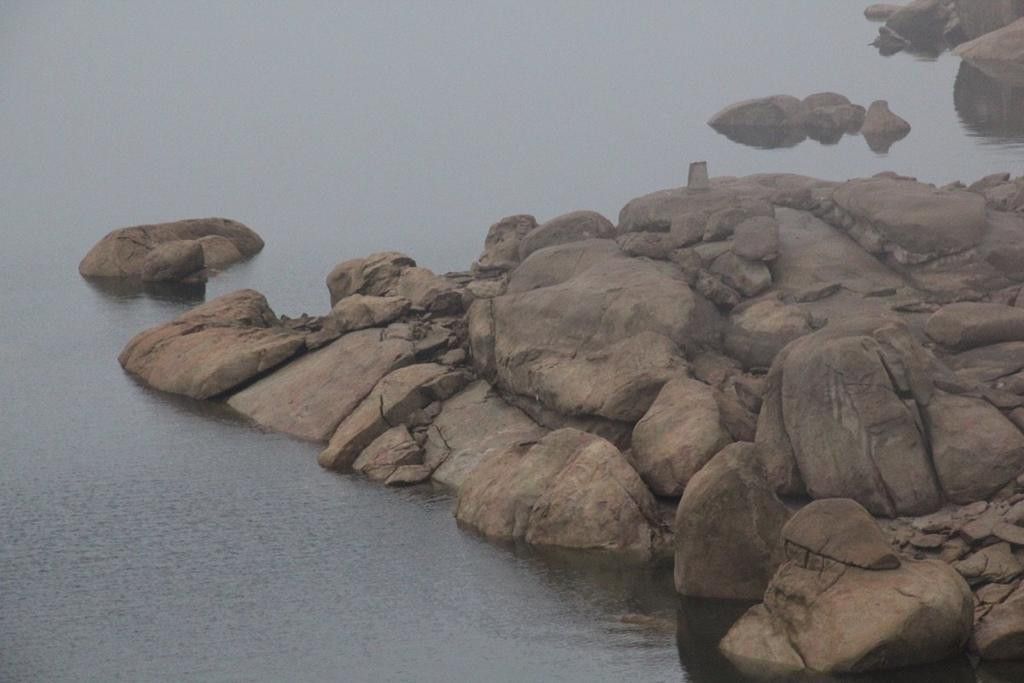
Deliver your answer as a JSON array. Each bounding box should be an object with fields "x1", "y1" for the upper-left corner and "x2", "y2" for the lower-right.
[
  {"x1": 79, "y1": 217, "x2": 263, "y2": 282},
  {"x1": 110, "y1": 164, "x2": 1024, "y2": 675},
  {"x1": 708, "y1": 92, "x2": 911, "y2": 152},
  {"x1": 867, "y1": 0, "x2": 1024, "y2": 61}
]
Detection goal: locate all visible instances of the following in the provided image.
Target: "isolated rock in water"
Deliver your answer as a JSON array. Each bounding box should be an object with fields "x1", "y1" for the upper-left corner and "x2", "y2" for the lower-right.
[
  {"x1": 119, "y1": 289, "x2": 305, "y2": 400},
  {"x1": 708, "y1": 95, "x2": 803, "y2": 130},
  {"x1": 456, "y1": 429, "x2": 664, "y2": 558},
  {"x1": 829, "y1": 177, "x2": 986, "y2": 263},
  {"x1": 630, "y1": 378, "x2": 732, "y2": 497},
  {"x1": 227, "y1": 327, "x2": 415, "y2": 442},
  {"x1": 954, "y1": 17, "x2": 1024, "y2": 83},
  {"x1": 803, "y1": 105, "x2": 866, "y2": 142},
  {"x1": 864, "y1": 4, "x2": 901, "y2": 21},
  {"x1": 80, "y1": 217, "x2": 263, "y2": 278},
  {"x1": 352, "y1": 425, "x2": 423, "y2": 482},
  {"x1": 782, "y1": 499, "x2": 900, "y2": 570},
  {"x1": 724, "y1": 298, "x2": 814, "y2": 369},
  {"x1": 924, "y1": 390, "x2": 1024, "y2": 504},
  {"x1": 801, "y1": 92, "x2": 851, "y2": 109},
  {"x1": 473, "y1": 214, "x2": 538, "y2": 275},
  {"x1": 674, "y1": 443, "x2": 791, "y2": 600},
  {"x1": 517, "y1": 210, "x2": 615, "y2": 261},
  {"x1": 721, "y1": 500, "x2": 973, "y2": 675},
  {"x1": 476, "y1": 241, "x2": 718, "y2": 420},
  {"x1": 861, "y1": 100, "x2": 912, "y2": 137},
  {"x1": 326, "y1": 251, "x2": 415, "y2": 305},
  {"x1": 424, "y1": 381, "x2": 546, "y2": 491},
  {"x1": 318, "y1": 363, "x2": 467, "y2": 471},
  {"x1": 926, "y1": 302, "x2": 1024, "y2": 350},
  {"x1": 139, "y1": 239, "x2": 205, "y2": 282},
  {"x1": 973, "y1": 582, "x2": 1024, "y2": 660},
  {"x1": 883, "y1": 0, "x2": 951, "y2": 48},
  {"x1": 756, "y1": 319, "x2": 943, "y2": 517}
]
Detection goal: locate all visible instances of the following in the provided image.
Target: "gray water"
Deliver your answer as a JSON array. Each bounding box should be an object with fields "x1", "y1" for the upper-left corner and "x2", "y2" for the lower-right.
[{"x1": 3, "y1": 2, "x2": 1024, "y2": 681}]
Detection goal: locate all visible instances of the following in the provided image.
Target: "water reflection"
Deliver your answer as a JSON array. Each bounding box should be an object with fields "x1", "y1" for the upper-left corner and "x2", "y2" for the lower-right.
[
  {"x1": 955, "y1": 61, "x2": 1024, "y2": 141},
  {"x1": 83, "y1": 276, "x2": 207, "y2": 303}
]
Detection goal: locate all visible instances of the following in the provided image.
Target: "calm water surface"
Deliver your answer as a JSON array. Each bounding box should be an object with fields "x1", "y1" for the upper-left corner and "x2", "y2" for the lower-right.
[{"x1": 3, "y1": 2, "x2": 1024, "y2": 681}]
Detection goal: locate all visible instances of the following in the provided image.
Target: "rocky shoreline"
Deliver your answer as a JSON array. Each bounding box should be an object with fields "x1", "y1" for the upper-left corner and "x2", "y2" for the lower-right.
[{"x1": 101, "y1": 163, "x2": 1024, "y2": 677}]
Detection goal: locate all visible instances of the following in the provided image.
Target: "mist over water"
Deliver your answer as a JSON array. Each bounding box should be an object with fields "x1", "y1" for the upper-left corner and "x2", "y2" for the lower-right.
[{"x1": 3, "y1": 2, "x2": 1024, "y2": 681}]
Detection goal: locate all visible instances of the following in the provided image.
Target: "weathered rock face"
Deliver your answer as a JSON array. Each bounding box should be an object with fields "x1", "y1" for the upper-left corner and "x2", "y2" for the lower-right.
[
  {"x1": 882, "y1": 0, "x2": 952, "y2": 49},
  {"x1": 352, "y1": 425, "x2": 423, "y2": 482},
  {"x1": 226, "y1": 328, "x2": 415, "y2": 442},
  {"x1": 828, "y1": 177, "x2": 987, "y2": 264},
  {"x1": 630, "y1": 378, "x2": 732, "y2": 497},
  {"x1": 954, "y1": 17, "x2": 1024, "y2": 82},
  {"x1": 927, "y1": 302, "x2": 1024, "y2": 350},
  {"x1": 119, "y1": 289, "x2": 305, "y2": 400},
  {"x1": 80, "y1": 217, "x2": 263, "y2": 279},
  {"x1": 731, "y1": 216, "x2": 780, "y2": 262},
  {"x1": 723, "y1": 298, "x2": 813, "y2": 369},
  {"x1": 326, "y1": 252, "x2": 460, "y2": 313},
  {"x1": 140, "y1": 240, "x2": 205, "y2": 282},
  {"x1": 721, "y1": 499, "x2": 974, "y2": 675},
  {"x1": 517, "y1": 210, "x2": 615, "y2": 261},
  {"x1": 455, "y1": 429, "x2": 665, "y2": 558},
  {"x1": 674, "y1": 443, "x2": 792, "y2": 600},
  {"x1": 973, "y1": 582, "x2": 1024, "y2": 660},
  {"x1": 318, "y1": 294, "x2": 412, "y2": 340},
  {"x1": 924, "y1": 390, "x2": 1024, "y2": 504},
  {"x1": 471, "y1": 240, "x2": 719, "y2": 421},
  {"x1": 318, "y1": 363, "x2": 467, "y2": 471},
  {"x1": 424, "y1": 381, "x2": 546, "y2": 491},
  {"x1": 472, "y1": 214, "x2": 538, "y2": 276},
  {"x1": 756, "y1": 319, "x2": 945, "y2": 517}
]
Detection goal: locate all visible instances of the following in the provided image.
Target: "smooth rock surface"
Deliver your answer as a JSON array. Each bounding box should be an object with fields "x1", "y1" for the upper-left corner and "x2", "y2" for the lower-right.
[
  {"x1": 926, "y1": 302, "x2": 1024, "y2": 350},
  {"x1": 119, "y1": 289, "x2": 305, "y2": 400},
  {"x1": 517, "y1": 210, "x2": 615, "y2": 261},
  {"x1": 140, "y1": 240, "x2": 205, "y2": 282}
]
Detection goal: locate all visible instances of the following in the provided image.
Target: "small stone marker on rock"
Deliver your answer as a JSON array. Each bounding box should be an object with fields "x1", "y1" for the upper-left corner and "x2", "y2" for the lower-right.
[{"x1": 688, "y1": 161, "x2": 710, "y2": 190}]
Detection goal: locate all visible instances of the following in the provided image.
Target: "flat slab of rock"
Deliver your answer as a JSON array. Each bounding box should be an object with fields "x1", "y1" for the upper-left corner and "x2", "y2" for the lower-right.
[
  {"x1": 227, "y1": 328, "x2": 415, "y2": 442},
  {"x1": 119, "y1": 289, "x2": 305, "y2": 400},
  {"x1": 926, "y1": 302, "x2": 1024, "y2": 350},
  {"x1": 954, "y1": 17, "x2": 1024, "y2": 83},
  {"x1": 830, "y1": 177, "x2": 987, "y2": 263},
  {"x1": 424, "y1": 381, "x2": 546, "y2": 491},
  {"x1": 352, "y1": 425, "x2": 423, "y2": 482},
  {"x1": 80, "y1": 217, "x2": 263, "y2": 278}
]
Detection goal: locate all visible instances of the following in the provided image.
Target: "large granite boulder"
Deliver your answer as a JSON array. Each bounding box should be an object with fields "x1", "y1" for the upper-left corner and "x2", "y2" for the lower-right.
[
  {"x1": 424, "y1": 381, "x2": 546, "y2": 491},
  {"x1": 352, "y1": 425, "x2": 423, "y2": 482},
  {"x1": 517, "y1": 210, "x2": 615, "y2": 261},
  {"x1": 80, "y1": 217, "x2": 263, "y2": 278},
  {"x1": 318, "y1": 363, "x2": 468, "y2": 470},
  {"x1": 954, "y1": 17, "x2": 1024, "y2": 82},
  {"x1": 973, "y1": 582, "x2": 1024, "y2": 660},
  {"x1": 455, "y1": 429, "x2": 665, "y2": 558},
  {"x1": 139, "y1": 240, "x2": 205, "y2": 282},
  {"x1": 827, "y1": 177, "x2": 987, "y2": 264},
  {"x1": 226, "y1": 327, "x2": 415, "y2": 442},
  {"x1": 119, "y1": 289, "x2": 305, "y2": 400},
  {"x1": 755, "y1": 319, "x2": 944, "y2": 517},
  {"x1": 707, "y1": 96, "x2": 807, "y2": 147},
  {"x1": 471, "y1": 240, "x2": 719, "y2": 421},
  {"x1": 882, "y1": 0, "x2": 952, "y2": 48},
  {"x1": 630, "y1": 377, "x2": 732, "y2": 497},
  {"x1": 924, "y1": 390, "x2": 1024, "y2": 504},
  {"x1": 616, "y1": 178, "x2": 778, "y2": 236},
  {"x1": 674, "y1": 443, "x2": 791, "y2": 600},
  {"x1": 721, "y1": 499, "x2": 974, "y2": 675}
]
